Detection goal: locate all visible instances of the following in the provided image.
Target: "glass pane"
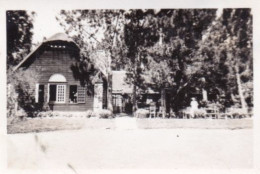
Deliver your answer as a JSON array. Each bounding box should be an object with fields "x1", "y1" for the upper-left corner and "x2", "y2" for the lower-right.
[
  {"x1": 77, "y1": 86, "x2": 86, "y2": 103},
  {"x1": 57, "y1": 85, "x2": 65, "y2": 103}
]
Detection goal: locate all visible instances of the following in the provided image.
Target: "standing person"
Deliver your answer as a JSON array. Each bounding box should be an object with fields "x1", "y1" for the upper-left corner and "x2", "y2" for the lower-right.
[{"x1": 190, "y1": 97, "x2": 198, "y2": 118}]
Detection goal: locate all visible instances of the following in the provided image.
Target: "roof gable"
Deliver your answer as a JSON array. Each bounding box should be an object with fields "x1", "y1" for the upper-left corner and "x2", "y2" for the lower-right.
[{"x1": 14, "y1": 33, "x2": 79, "y2": 71}]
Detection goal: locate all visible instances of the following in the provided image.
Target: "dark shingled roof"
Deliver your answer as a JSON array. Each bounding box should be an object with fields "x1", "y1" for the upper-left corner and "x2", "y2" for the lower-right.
[{"x1": 14, "y1": 33, "x2": 79, "y2": 71}]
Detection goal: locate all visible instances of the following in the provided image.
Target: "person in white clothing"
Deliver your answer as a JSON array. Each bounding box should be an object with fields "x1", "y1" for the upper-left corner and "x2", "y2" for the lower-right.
[{"x1": 190, "y1": 97, "x2": 198, "y2": 118}]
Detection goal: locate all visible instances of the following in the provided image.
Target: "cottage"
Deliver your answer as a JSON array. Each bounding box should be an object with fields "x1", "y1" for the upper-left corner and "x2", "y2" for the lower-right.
[
  {"x1": 15, "y1": 33, "x2": 107, "y2": 112},
  {"x1": 112, "y1": 71, "x2": 133, "y2": 113}
]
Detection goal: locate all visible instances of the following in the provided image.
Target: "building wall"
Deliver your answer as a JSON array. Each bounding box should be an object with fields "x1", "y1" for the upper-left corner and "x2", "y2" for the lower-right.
[{"x1": 22, "y1": 44, "x2": 94, "y2": 111}]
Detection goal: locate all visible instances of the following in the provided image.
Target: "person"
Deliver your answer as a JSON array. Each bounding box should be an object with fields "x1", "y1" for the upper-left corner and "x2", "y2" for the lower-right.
[{"x1": 190, "y1": 97, "x2": 198, "y2": 118}]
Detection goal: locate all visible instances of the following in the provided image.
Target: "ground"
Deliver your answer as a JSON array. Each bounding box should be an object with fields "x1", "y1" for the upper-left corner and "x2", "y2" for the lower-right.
[
  {"x1": 7, "y1": 116, "x2": 253, "y2": 134},
  {"x1": 6, "y1": 117, "x2": 254, "y2": 173}
]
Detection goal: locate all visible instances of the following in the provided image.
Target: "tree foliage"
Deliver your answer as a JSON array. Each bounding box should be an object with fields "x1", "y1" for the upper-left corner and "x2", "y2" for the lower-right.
[
  {"x1": 7, "y1": 68, "x2": 43, "y2": 117},
  {"x1": 197, "y1": 9, "x2": 253, "y2": 108},
  {"x1": 6, "y1": 10, "x2": 35, "y2": 67},
  {"x1": 56, "y1": 9, "x2": 253, "y2": 111}
]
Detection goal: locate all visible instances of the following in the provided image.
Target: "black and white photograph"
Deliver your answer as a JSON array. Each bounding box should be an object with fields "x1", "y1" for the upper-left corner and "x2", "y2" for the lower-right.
[{"x1": 0, "y1": 0, "x2": 259, "y2": 174}]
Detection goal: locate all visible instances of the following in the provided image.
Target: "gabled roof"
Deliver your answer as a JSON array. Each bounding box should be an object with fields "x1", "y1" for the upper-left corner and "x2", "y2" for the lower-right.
[
  {"x1": 112, "y1": 71, "x2": 133, "y2": 94},
  {"x1": 14, "y1": 33, "x2": 79, "y2": 71}
]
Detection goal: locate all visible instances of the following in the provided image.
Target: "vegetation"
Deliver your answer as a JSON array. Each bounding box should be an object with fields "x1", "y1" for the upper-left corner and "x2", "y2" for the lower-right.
[
  {"x1": 57, "y1": 9, "x2": 253, "y2": 113},
  {"x1": 7, "y1": 10, "x2": 35, "y2": 68},
  {"x1": 7, "y1": 68, "x2": 43, "y2": 118},
  {"x1": 6, "y1": 9, "x2": 253, "y2": 119},
  {"x1": 6, "y1": 11, "x2": 45, "y2": 119}
]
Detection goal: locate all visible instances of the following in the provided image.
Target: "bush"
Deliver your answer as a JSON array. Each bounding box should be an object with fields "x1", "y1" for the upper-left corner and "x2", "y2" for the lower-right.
[
  {"x1": 7, "y1": 68, "x2": 42, "y2": 118},
  {"x1": 194, "y1": 109, "x2": 207, "y2": 118},
  {"x1": 85, "y1": 110, "x2": 93, "y2": 118},
  {"x1": 135, "y1": 109, "x2": 149, "y2": 118},
  {"x1": 35, "y1": 110, "x2": 114, "y2": 119},
  {"x1": 93, "y1": 109, "x2": 113, "y2": 119}
]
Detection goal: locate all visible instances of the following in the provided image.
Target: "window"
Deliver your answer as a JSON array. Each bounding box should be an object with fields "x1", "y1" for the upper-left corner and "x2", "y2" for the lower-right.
[
  {"x1": 69, "y1": 85, "x2": 86, "y2": 104},
  {"x1": 57, "y1": 85, "x2": 66, "y2": 103},
  {"x1": 77, "y1": 86, "x2": 86, "y2": 103},
  {"x1": 49, "y1": 84, "x2": 66, "y2": 103},
  {"x1": 69, "y1": 85, "x2": 77, "y2": 103}
]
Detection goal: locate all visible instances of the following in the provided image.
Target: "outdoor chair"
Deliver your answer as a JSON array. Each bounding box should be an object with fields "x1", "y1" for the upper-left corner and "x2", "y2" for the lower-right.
[
  {"x1": 182, "y1": 107, "x2": 191, "y2": 119},
  {"x1": 205, "y1": 105, "x2": 220, "y2": 119},
  {"x1": 169, "y1": 109, "x2": 176, "y2": 118},
  {"x1": 149, "y1": 105, "x2": 156, "y2": 118},
  {"x1": 157, "y1": 106, "x2": 165, "y2": 118}
]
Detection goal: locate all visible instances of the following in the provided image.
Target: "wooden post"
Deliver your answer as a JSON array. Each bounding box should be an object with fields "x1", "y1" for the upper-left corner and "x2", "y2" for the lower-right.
[
  {"x1": 107, "y1": 73, "x2": 113, "y2": 111},
  {"x1": 161, "y1": 88, "x2": 166, "y2": 118}
]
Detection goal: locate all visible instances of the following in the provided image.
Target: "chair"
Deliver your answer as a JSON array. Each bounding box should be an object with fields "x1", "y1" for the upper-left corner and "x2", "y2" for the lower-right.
[
  {"x1": 157, "y1": 106, "x2": 165, "y2": 118},
  {"x1": 149, "y1": 105, "x2": 156, "y2": 118}
]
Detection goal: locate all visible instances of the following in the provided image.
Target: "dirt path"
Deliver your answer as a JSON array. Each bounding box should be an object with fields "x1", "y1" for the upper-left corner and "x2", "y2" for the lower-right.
[{"x1": 7, "y1": 128, "x2": 253, "y2": 172}]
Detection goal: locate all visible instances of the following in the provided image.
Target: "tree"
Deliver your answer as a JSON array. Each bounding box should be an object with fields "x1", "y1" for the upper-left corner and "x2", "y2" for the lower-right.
[
  {"x1": 141, "y1": 9, "x2": 217, "y2": 111},
  {"x1": 197, "y1": 9, "x2": 253, "y2": 109},
  {"x1": 57, "y1": 9, "x2": 253, "y2": 114},
  {"x1": 6, "y1": 10, "x2": 35, "y2": 68},
  {"x1": 57, "y1": 9, "x2": 161, "y2": 112},
  {"x1": 123, "y1": 9, "x2": 161, "y2": 111},
  {"x1": 57, "y1": 10, "x2": 128, "y2": 111}
]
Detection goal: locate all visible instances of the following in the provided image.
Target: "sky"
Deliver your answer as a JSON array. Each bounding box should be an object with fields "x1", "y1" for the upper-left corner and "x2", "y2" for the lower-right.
[
  {"x1": 31, "y1": 9, "x2": 64, "y2": 44},
  {"x1": 31, "y1": 8, "x2": 222, "y2": 45}
]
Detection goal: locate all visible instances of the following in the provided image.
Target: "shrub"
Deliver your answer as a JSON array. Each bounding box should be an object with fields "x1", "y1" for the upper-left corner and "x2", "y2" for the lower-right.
[
  {"x1": 135, "y1": 109, "x2": 149, "y2": 118},
  {"x1": 93, "y1": 109, "x2": 113, "y2": 119},
  {"x1": 7, "y1": 68, "x2": 43, "y2": 118},
  {"x1": 194, "y1": 109, "x2": 207, "y2": 118},
  {"x1": 9, "y1": 109, "x2": 28, "y2": 124},
  {"x1": 85, "y1": 110, "x2": 93, "y2": 118}
]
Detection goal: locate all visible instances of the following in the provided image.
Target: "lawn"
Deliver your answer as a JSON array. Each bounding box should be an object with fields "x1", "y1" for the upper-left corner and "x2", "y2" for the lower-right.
[
  {"x1": 7, "y1": 116, "x2": 253, "y2": 134},
  {"x1": 7, "y1": 117, "x2": 116, "y2": 134},
  {"x1": 136, "y1": 118, "x2": 253, "y2": 129}
]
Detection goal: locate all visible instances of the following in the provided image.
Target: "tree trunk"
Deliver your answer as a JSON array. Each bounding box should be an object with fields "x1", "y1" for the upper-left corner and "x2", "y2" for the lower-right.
[
  {"x1": 132, "y1": 53, "x2": 139, "y2": 113},
  {"x1": 161, "y1": 88, "x2": 166, "y2": 118},
  {"x1": 107, "y1": 73, "x2": 113, "y2": 111},
  {"x1": 132, "y1": 83, "x2": 137, "y2": 112},
  {"x1": 235, "y1": 65, "x2": 247, "y2": 110}
]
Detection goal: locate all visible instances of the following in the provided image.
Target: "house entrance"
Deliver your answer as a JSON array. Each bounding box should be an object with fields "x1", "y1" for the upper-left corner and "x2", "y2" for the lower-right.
[{"x1": 112, "y1": 94, "x2": 132, "y2": 114}]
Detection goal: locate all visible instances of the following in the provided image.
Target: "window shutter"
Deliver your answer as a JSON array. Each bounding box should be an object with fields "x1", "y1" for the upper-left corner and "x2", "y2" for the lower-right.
[
  {"x1": 35, "y1": 84, "x2": 39, "y2": 103},
  {"x1": 77, "y1": 86, "x2": 86, "y2": 103}
]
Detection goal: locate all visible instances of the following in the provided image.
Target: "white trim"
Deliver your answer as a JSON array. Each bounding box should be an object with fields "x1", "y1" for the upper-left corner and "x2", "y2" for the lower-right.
[
  {"x1": 47, "y1": 84, "x2": 50, "y2": 102},
  {"x1": 35, "y1": 83, "x2": 39, "y2": 103},
  {"x1": 49, "y1": 74, "x2": 67, "y2": 82}
]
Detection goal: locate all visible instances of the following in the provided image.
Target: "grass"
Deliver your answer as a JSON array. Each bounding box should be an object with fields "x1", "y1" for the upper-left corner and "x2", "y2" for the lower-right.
[
  {"x1": 7, "y1": 117, "x2": 116, "y2": 134},
  {"x1": 7, "y1": 116, "x2": 253, "y2": 134},
  {"x1": 136, "y1": 118, "x2": 253, "y2": 129}
]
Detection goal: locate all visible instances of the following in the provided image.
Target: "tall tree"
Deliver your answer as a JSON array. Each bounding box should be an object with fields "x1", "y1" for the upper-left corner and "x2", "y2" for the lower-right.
[
  {"x1": 141, "y1": 9, "x2": 217, "y2": 111},
  {"x1": 57, "y1": 10, "x2": 127, "y2": 111},
  {"x1": 6, "y1": 10, "x2": 35, "y2": 68},
  {"x1": 57, "y1": 9, "x2": 160, "y2": 112},
  {"x1": 197, "y1": 8, "x2": 253, "y2": 109},
  {"x1": 123, "y1": 9, "x2": 161, "y2": 111}
]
